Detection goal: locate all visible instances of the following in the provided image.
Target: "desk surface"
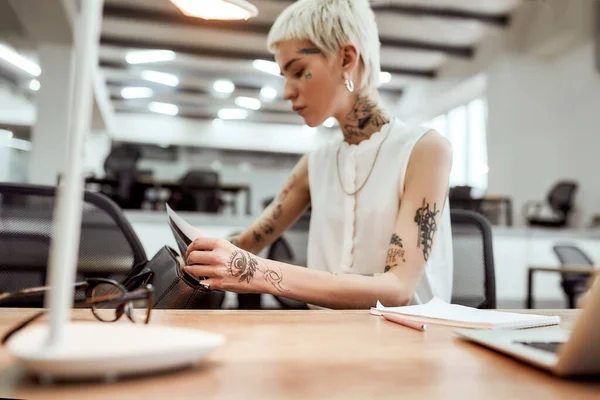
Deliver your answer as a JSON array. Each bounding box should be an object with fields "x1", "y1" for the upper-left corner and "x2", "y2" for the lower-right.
[{"x1": 1, "y1": 309, "x2": 598, "y2": 399}]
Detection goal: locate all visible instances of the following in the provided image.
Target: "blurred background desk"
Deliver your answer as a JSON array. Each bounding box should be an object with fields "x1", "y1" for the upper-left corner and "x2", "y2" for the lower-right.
[
  {"x1": 85, "y1": 176, "x2": 252, "y2": 216},
  {"x1": 1, "y1": 309, "x2": 598, "y2": 399}
]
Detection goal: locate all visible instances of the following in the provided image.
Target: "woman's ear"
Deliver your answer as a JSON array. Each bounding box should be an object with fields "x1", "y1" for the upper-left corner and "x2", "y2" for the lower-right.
[{"x1": 340, "y1": 44, "x2": 360, "y2": 78}]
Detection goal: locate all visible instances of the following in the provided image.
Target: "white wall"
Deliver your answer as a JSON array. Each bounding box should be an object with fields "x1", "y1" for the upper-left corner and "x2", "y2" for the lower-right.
[
  {"x1": 112, "y1": 113, "x2": 334, "y2": 155},
  {"x1": 486, "y1": 42, "x2": 600, "y2": 227},
  {"x1": 0, "y1": 85, "x2": 35, "y2": 127}
]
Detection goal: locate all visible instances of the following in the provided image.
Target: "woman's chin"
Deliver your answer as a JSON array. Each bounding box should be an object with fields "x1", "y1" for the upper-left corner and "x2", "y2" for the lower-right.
[{"x1": 302, "y1": 116, "x2": 324, "y2": 128}]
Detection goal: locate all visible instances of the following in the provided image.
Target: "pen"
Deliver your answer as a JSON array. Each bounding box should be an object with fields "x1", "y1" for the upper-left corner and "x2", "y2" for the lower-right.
[{"x1": 382, "y1": 313, "x2": 427, "y2": 332}]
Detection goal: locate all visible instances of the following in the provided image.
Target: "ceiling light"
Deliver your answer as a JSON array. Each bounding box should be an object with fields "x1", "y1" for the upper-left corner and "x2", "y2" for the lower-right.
[
  {"x1": 0, "y1": 44, "x2": 41, "y2": 76},
  {"x1": 121, "y1": 87, "x2": 154, "y2": 99},
  {"x1": 380, "y1": 71, "x2": 392, "y2": 84},
  {"x1": 149, "y1": 102, "x2": 179, "y2": 116},
  {"x1": 252, "y1": 59, "x2": 280, "y2": 76},
  {"x1": 170, "y1": 0, "x2": 258, "y2": 20},
  {"x1": 212, "y1": 118, "x2": 225, "y2": 128},
  {"x1": 0, "y1": 129, "x2": 13, "y2": 141},
  {"x1": 29, "y1": 79, "x2": 40, "y2": 91},
  {"x1": 235, "y1": 96, "x2": 261, "y2": 110},
  {"x1": 141, "y1": 70, "x2": 179, "y2": 87},
  {"x1": 126, "y1": 50, "x2": 176, "y2": 65},
  {"x1": 218, "y1": 108, "x2": 248, "y2": 120},
  {"x1": 260, "y1": 86, "x2": 277, "y2": 101},
  {"x1": 323, "y1": 117, "x2": 336, "y2": 128},
  {"x1": 213, "y1": 79, "x2": 235, "y2": 94}
]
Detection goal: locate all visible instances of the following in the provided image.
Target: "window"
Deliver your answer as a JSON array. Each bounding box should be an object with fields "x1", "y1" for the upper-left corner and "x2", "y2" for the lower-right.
[{"x1": 424, "y1": 98, "x2": 488, "y2": 194}]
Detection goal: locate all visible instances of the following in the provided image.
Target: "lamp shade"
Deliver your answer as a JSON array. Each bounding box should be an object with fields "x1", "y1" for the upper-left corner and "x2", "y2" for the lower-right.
[{"x1": 170, "y1": 0, "x2": 258, "y2": 20}]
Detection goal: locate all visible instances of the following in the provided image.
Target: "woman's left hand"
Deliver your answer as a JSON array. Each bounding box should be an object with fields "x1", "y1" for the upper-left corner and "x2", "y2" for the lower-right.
[{"x1": 184, "y1": 237, "x2": 267, "y2": 293}]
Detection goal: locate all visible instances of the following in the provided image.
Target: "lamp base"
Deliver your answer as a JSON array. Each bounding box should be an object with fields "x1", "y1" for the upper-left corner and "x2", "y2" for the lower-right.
[{"x1": 6, "y1": 322, "x2": 225, "y2": 382}]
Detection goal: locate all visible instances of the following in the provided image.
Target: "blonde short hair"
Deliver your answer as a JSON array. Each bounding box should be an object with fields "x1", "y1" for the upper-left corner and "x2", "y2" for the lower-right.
[{"x1": 267, "y1": 0, "x2": 381, "y2": 89}]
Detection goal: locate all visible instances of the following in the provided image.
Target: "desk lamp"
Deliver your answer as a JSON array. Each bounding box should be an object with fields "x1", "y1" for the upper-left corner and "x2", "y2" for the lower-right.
[{"x1": 6, "y1": 0, "x2": 257, "y2": 381}]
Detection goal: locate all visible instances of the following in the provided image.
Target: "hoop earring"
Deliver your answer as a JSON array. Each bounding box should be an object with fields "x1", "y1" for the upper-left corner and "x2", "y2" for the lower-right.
[{"x1": 344, "y1": 79, "x2": 354, "y2": 93}]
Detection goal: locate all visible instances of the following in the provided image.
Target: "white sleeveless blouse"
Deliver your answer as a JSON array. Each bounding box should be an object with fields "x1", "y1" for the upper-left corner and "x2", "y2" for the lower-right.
[{"x1": 307, "y1": 118, "x2": 453, "y2": 304}]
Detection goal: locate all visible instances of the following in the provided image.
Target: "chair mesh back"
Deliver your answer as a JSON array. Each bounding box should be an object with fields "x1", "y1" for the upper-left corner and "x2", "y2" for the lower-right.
[
  {"x1": 553, "y1": 245, "x2": 593, "y2": 284},
  {"x1": 0, "y1": 184, "x2": 147, "y2": 307},
  {"x1": 547, "y1": 181, "x2": 577, "y2": 214},
  {"x1": 450, "y1": 210, "x2": 496, "y2": 309}
]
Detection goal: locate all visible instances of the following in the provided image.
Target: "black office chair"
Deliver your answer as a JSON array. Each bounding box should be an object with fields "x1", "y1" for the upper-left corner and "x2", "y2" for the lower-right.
[
  {"x1": 524, "y1": 181, "x2": 578, "y2": 228},
  {"x1": 0, "y1": 183, "x2": 148, "y2": 307},
  {"x1": 450, "y1": 210, "x2": 496, "y2": 309},
  {"x1": 449, "y1": 185, "x2": 483, "y2": 213},
  {"x1": 102, "y1": 144, "x2": 143, "y2": 209},
  {"x1": 553, "y1": 244, "x2": 595, "y2": 308},
  {"x1": 176, "y1": 170, "x2": 223, "y2": 213}
]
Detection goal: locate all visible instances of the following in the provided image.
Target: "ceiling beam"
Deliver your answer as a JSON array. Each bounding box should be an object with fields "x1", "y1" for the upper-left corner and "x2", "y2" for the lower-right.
[
  {"x1": 278, "y1": 0, "x2": 510, "y2": 26},
  {"x1": 102, "y1": 4, "x2": 472, "y2": 58},
  {"x1": 100, "y1": 36, "x2": 436, "y2": 79},
  {"x1": 370, "y1": 3, "x2": 510, "y2": 26},
  {"x1": 113, "y1": 107, "x2": 304, "y2": 125}
]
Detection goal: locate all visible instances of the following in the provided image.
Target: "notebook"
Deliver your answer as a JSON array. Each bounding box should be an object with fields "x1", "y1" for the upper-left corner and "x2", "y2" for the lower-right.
[{"x1": 370, "y1": 297, "x2": 561, "y2": 330}]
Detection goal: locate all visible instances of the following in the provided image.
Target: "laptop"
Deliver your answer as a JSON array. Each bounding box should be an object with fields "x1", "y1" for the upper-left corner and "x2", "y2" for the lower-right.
[{"x1": 455, "y1": 274, "x2": 600, "y2": 377}]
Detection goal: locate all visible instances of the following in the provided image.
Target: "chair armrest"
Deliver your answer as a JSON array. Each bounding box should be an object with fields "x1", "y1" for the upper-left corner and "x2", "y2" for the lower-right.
[{"x1": 528, "y1": 265, "x2": 596, "y2": 275}]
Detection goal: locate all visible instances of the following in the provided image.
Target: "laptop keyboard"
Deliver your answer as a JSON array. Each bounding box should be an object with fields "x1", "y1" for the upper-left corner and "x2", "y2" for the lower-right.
[{"x1": 517, "y1": 341, "x2": 563, "y2": 353}]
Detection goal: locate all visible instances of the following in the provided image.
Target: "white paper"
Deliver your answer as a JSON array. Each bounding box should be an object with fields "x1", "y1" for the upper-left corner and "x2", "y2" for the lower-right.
[
  {"x1": 166, "y1": 203, "x2": 206, "y2": 256},
  {"x1": 373, "y1": 297, "x2": 560, "y2": 330}
]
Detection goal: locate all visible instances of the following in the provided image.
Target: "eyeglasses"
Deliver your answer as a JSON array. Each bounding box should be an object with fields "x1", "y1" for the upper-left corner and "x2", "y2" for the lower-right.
[{"x1": 0, "y1": 278, "x2": 154, "y2": 345}]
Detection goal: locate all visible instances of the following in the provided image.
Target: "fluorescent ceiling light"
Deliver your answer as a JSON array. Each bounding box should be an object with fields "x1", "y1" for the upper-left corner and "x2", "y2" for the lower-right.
[
  {"x1": 0, "y1": 44, "x2": 41, "y2": 77},
  {"x1": 121, "y1": 87, "x2": 154, "y2": 99},
  {"x1": 141, "y1": 70, "x2": 179, "y2": 87},
  {"x1": 126, "y1": 50, "x2": 176, "y2": 65},
  {"x1": 149, "y1": 102, "x2": 179, "y2": 116},
  {"x1": 234, "y1": 96, "x2": 261, "y2": 110},
  {"x1": 213, "y1": 79, "x2": 235, "y2": 94},
  {"x1": 29, "y1": 79, "x2": 40, "y2": 91},
  {"x1": 253, "y1": 59, "x2": 280, "y2": 76},
  {"x1": 170, "y1": 0, "x2": 258, "y2": 20},
  {"x1": 0, "y1": 129, "x2": 13, "y2": 141},
  {"x1": 260, "y1": 86, "x2": 277, "y2": 101},
  {"x1": 323, "y1": 117, "x2": 336, "y2": 128},
  {"x1": 218, "y1": 108, "x2": 248, "y2": 120},
  {"x1": 380, "y1": 71, "x2": 392, "y2": 84}
]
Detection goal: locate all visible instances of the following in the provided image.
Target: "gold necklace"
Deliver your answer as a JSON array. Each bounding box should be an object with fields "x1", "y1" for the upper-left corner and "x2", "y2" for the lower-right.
[{"x1": 336, "y1": 127, "x2": 391, "y2": 196}]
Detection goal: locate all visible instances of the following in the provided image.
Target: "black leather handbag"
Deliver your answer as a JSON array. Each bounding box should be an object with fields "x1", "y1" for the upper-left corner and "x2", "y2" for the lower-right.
[{"x1": 123, "y1": 246, "x2": 224, "y2": 309}]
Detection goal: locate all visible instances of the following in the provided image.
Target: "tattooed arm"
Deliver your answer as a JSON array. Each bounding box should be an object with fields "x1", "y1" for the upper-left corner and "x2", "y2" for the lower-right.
[
  {"x1": 226, "y1": 154, "x2": 311, "y2": 254},
  {"x1": 185, "y1": 131, "x2": 451, "y2": 309}
]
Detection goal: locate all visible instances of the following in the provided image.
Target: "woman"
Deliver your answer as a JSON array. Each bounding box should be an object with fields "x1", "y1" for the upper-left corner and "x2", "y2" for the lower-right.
[{"x1": 184, "y1": 0, "x2": 453, "y2": 309}]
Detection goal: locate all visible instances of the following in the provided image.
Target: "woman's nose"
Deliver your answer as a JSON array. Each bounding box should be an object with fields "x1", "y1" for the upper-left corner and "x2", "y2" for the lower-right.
[{"x1": 282, "y1": 80, "x2": 297, "y2": 102}]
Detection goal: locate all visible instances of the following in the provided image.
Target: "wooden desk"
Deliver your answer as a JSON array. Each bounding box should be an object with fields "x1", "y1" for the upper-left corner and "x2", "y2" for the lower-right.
[{"x1": 1, "y1": 309, "x2": 598, "y2": 399}]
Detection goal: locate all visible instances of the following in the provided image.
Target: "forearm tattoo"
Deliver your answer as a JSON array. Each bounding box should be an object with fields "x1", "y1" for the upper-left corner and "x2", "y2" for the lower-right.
[
  {"x1": 343, "y1": 94, "x2": 390, "y2": 141},
  {"x1": 228, "y1": 250, "x2": 287, "y2": 292},
  {"x1": 414, "y1": 198, "x2": 439, "y2": 261},
  {"x1": 385, "y1": 233, "x2": 406, "y2": 272},
  {"x1": 252, "y1": 174, "x2": 297, "y2": 245}
]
